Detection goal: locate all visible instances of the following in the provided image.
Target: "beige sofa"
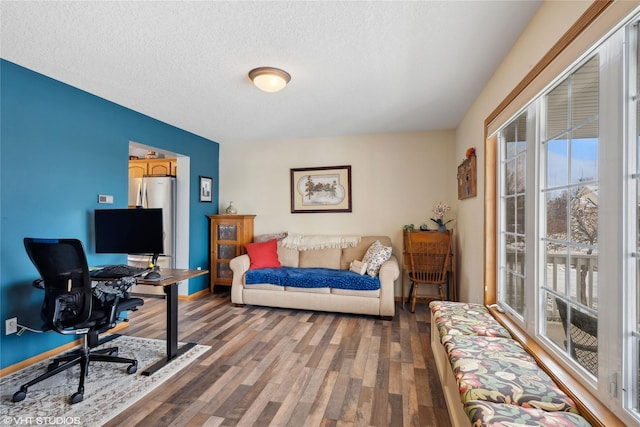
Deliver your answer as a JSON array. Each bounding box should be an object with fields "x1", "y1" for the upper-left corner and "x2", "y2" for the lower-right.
[{"x1": 230, "y1": 236, "x2": 399, "y2": 319}]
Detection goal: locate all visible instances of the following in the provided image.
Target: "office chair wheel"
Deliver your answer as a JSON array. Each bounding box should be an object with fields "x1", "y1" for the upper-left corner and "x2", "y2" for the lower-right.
[
  {"x1": 127, "y1": 364, "x2": 137, "y2": 374},
  {"x1": 47, "y1": 362, "x2": 59, "y2": 372},
  {"x1": 70, "y1": 392, "x2": 83, "y2": 404},
  {"x1": 12, "y1": 390, "x2": 26, "y2": 402}
]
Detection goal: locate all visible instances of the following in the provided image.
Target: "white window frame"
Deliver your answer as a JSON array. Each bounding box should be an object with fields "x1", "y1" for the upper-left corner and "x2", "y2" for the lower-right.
[
  {"x1": 496, "y1": 108, "x2": 534, "y2": 322},
  {"x1": 494, "y1": 18, "x2": 638, "y2": 423},
  {"x1": 624, "y1": 16, "x2": 640, "y2": 420},
  {"x1": 539, "y1": 52, "x2": 602, "y2": 385}
]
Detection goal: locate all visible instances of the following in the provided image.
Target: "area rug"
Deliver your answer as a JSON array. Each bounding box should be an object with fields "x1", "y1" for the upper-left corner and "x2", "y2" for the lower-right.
[{"x1": 0, "y1": 335, "x2": 210, "y2": 426}]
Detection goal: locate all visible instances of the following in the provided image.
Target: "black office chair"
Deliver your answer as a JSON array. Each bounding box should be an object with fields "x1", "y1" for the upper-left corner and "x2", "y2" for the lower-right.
[{"x1": 13, "y1": 238, "x2": 144, "y2": 404}]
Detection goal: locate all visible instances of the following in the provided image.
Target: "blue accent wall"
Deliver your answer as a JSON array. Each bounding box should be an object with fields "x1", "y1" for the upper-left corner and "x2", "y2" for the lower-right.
[{"x1": 0, "y1": 60, "x2": 219, "y2": 369}]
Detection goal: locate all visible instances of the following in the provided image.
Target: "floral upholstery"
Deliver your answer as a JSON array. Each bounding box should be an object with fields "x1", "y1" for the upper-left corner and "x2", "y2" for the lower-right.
[
  {"x1": 430, "y1": 301, "x2": 591, "y2": 425},
  {"x1": 429, "y1": 301, "x2": 511, "y2": 339},
  {"x1": 444, "y1": 334, "x2": 579, "y2": 413},
  {"x1": 464, "y1": 400, "x2": 592, "y2": 427},
  {"x1": 430, "y1": 300, "x2": 488, "y2": 315}
]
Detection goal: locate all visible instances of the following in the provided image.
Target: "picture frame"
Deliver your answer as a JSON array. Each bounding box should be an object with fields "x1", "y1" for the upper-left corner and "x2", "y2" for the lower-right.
[
  {"x1": 457, "y1": 155, "x2": 477, "y2": 200},
  {"x1": 199, "y1": 176, "x2": 213, "y2": 203},
  {"x1": 290, "y1": 165, "x2": 352, "y2": 213}
]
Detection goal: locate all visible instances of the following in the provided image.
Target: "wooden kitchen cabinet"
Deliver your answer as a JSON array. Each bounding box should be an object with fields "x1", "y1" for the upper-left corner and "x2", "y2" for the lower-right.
[
  {"x1": 128, "y1": 160, "x2": 148, "y2": 178},
  {"x1": 147, "y1": 159, "x2": 173, "y2": 175},
  {"x1": 207, "y1": 214, "x2": 255, "y2": 293},
  {"x1": 129, "y1": 158, "x2": 176, "y2": 177}
]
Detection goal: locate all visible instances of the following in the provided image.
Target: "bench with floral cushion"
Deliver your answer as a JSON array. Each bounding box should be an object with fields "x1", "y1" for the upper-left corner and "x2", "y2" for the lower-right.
[{"x1": 430, "y1": 301, "x2": 592, "y2": 427}]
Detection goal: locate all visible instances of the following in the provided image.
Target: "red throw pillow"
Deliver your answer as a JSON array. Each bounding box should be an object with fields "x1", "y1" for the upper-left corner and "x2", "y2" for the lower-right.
[{"x1": 245, "y1": 239, "x2": 281, "y2": 270}]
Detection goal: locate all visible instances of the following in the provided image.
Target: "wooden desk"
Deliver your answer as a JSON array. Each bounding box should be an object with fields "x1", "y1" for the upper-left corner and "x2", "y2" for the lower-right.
[
  {"x1": 136, "y1": 268, "x2": 208, "y2": 375},
  {"x1": 401, "y1": 230, "x2": 456, "y2": 308}
]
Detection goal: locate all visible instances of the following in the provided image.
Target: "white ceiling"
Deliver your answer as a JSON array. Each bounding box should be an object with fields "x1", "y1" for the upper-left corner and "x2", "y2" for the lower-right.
[{"x1": 1, "y1": 1, "x2": 542, "y2": 144}]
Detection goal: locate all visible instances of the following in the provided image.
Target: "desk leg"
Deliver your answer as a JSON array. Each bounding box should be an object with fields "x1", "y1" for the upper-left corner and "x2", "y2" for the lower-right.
[
  {"x1": 166, "y1": 282, "x2": 178, "y2": 358},
  {"x1": 141, "y1": 283, "x2": 196, "y2": 376}
]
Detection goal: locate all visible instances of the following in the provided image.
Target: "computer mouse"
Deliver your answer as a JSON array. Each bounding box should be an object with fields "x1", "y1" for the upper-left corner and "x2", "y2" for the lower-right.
[{"x1": 144, "y1": 271, "x2": 161, "y2": 279}]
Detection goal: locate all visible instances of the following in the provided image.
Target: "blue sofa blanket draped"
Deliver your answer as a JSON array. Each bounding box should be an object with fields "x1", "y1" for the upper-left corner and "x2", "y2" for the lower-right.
[{"x1": 245, "y1": 266, "x2": 381, "y2": 291}]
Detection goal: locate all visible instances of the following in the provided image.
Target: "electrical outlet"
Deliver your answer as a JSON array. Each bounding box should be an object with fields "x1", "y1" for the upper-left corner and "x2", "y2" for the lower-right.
[{"x1": 6, "y1": 317, "x2": 17, "y2": 335}]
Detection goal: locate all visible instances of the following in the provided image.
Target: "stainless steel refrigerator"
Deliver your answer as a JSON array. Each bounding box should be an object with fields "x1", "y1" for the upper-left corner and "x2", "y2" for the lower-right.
[{"x1": 128, "y1": 176, "x2": 176, "y2": 295}]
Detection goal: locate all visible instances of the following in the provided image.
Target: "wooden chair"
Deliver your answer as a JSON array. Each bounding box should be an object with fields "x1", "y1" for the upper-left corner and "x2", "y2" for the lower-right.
[{"x1": 406, "y1": 230, "x2": 453, "y2": 313}]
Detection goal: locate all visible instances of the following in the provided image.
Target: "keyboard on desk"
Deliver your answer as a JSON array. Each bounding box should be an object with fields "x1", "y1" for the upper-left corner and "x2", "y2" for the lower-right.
[{"x1": 90, "y1": 264, "x2": 148, "y2": 279}]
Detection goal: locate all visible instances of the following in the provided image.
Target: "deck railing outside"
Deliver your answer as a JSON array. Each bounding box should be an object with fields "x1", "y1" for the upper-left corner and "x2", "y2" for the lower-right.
[{"x1": 504, "y1": 250, "x2": 598, "y2": 315}]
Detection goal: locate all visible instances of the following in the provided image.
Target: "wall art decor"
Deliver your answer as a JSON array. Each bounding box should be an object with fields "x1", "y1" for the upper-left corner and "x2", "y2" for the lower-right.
[
  {"x1": 290, "y1": 165, "x2": 352, "y2": 213},
  {"x1": 457, "y1": 151, "x2": 477, "y2": 200},
  {"x1": 199, "y1": 176, "x2": 213, "y2": 203}
]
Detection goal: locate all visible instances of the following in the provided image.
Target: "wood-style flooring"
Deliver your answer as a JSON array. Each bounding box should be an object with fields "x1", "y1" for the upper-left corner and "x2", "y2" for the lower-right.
[{"x1": 104, "y1": 291, "x2": 451, "y2": 427}]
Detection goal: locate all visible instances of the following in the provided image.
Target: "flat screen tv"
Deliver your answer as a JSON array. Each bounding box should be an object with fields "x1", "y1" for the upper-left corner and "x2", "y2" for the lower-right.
[{"x1": 94, "y1": 208, "x2": 164, "y2": 264}]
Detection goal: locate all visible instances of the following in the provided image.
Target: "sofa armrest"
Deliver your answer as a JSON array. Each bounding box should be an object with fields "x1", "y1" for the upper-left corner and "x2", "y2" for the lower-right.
[
  {"x1": 378, "y1": 255, "x2": 399, "y2": 318},
  {"x1": 230, "y1": 254, "x2": 250, "y2": 304}
]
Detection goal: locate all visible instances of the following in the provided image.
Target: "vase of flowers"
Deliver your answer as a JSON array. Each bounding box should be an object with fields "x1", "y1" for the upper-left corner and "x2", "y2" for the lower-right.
[{"x1": 431, "y1": 202, "x2": 453, "y2": 232}]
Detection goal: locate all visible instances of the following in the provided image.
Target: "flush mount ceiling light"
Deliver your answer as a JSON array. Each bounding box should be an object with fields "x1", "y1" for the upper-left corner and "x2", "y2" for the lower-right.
[{"x1": 248, "y1": 67, "x2": 291, "y2": 93}]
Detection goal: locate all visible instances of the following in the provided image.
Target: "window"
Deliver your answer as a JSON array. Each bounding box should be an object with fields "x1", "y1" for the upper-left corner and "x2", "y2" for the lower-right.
[
  {"x1": 629, "y1": 18, "x2": 640, "y2": 416},
  {"x1": 493, "y1": 13, "x2": 640, "y2": 423},
  {"x1": 498, "y1": 112, "x2": 527, "y2": 316},
  {"x1": 541, "y1": 55, "x2": 599, "y2": 378}
]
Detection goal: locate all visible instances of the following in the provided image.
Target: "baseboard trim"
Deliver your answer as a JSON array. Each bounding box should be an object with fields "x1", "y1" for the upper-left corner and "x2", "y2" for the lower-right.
[
  {"x1": 179, "y1": 288, "x2": 209, "y2": 300},
  {"x1": 0, "y1": 322, "x2": 129, "y2": 376}
]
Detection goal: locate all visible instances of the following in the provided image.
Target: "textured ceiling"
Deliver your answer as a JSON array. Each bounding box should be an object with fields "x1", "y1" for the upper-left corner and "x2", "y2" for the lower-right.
[{"x1": 1, "y1": 1, "x2": 542, "y2": 144}]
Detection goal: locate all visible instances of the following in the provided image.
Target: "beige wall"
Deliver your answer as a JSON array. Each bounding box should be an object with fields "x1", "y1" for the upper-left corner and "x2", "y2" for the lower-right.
[
  {"x1": 454, "y1": 1, "x2": 592, "y2": 303},
  {"x1": 219, "y1": 0, "x2": 603, "y2": 303},
  {"x1": 219, "y1": 130, "x2": 456, "y2": 297}
]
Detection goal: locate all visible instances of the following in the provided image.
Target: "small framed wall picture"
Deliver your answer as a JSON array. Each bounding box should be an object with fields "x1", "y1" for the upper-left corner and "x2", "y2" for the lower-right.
[
  {"x1": 457, "y1": 153, "x2": 477, "y2": 200},
  {"x1": 200, "y1": 176, "x2": 213, "y2": 203}
]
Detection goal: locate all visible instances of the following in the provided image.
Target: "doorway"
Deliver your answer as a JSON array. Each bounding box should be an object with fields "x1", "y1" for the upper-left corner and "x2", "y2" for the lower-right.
[{"x1": 129, "y1": 141, "x2": 190, "y2": 296}]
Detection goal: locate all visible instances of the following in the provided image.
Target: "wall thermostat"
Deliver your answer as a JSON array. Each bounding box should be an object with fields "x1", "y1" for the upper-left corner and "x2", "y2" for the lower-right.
[{"x1": 98, "y1": 194, "x2": 114, "y2": 204}]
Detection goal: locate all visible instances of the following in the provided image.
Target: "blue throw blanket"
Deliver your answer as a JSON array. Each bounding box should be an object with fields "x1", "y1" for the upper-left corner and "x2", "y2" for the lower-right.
[{"x1": 245, "y1": 266, "x2": 381, "y2": 291}]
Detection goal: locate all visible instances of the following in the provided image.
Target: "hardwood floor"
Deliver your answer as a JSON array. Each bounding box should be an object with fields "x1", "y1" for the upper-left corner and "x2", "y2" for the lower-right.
[{"x1": 104, "y1": 291, "x2": 452, "y2": 427}]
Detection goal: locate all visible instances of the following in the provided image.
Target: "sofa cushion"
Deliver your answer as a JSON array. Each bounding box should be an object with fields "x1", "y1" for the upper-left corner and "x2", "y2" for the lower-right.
[
  {"x1": 331, "y1": 288, "x2": 380, "y2": 298},
  {"x1": 341, "y1": 236, "x2": 392, "y2": 269},
  {"x1": 277, "y1": 242, "x2": 299, "y2": 267},
  {"x1": 245, "y1": 239, "x2": 281, "y2": 270},
  {"x1": 299, "y1": 247, "x2": 341, "y2": 269},
  {"x1": 244, "y1": 283, "x2": 285, "y2": 291},
  {"x1": 285, "y1": 286, "x2": 330, "y2": 294},
  {"x1": 245, "y1": 266, "x2": 381, "y2": 291},
  {"x1": 244, "y1": 266, "x2": 288, "y2": 285},
  {"x1": 362, "y1": 240, "x2": 393, "y2": 277}
]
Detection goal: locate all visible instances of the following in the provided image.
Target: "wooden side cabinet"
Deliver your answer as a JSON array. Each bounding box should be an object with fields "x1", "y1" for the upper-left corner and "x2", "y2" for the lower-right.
[{"x1": 207, "y1": 214, "x2": 255, "y2": 293}]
